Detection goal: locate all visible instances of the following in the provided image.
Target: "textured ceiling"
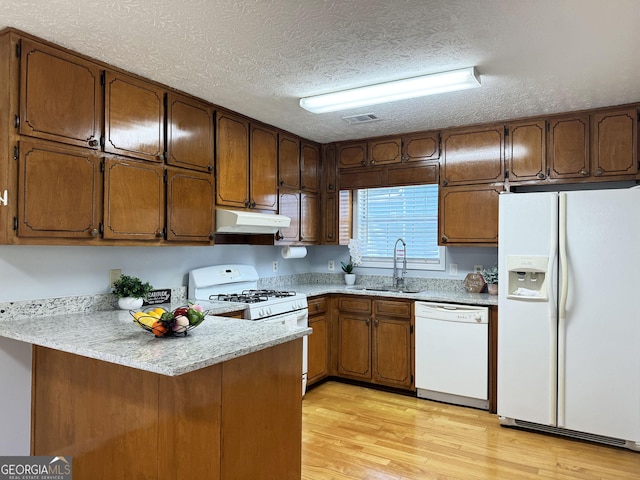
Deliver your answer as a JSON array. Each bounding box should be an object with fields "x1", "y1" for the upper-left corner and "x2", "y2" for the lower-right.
[{"x1": 1, "y1": 0, "x2": 639, "y2": 143}]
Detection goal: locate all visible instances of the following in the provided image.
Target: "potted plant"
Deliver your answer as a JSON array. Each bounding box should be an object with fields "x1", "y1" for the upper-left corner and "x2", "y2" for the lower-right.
[
  {"x1": 481, "y1": 266, "x2": 498, "y2": 295},
  {"x1": 112, "y1": 274, "x2": 154, "y2": 310},
  {"x1": 341, "y1": 238, "x2": 362, "y2": 286}
]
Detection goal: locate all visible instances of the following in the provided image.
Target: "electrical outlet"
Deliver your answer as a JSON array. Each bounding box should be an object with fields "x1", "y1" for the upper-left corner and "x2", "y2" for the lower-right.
[
  {"x1": 449, "y1": 263, "x2": 458, "y2": 276},
  {"x1": 328, "y1": 260, "x2": 335, "y2": 271},
  {"x1": 109, "y1": 268, "x2": 121, "y2": 287},
  {"x1": 474, "y1": 264, "x2": 483, "y2": 273},
  {"x1": 272, "y1": 261, "x2": 278, "y2": 273}
]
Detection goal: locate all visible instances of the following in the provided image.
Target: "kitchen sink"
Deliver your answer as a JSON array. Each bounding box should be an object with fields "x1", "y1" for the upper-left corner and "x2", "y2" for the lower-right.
[{"x1": 362, "y1": 286, "x2": 423, "y2": 294}]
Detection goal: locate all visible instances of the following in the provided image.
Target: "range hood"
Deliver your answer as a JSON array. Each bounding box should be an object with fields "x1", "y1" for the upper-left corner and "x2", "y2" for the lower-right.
[{"x1": 215, "y1": 209, "x2": 291, "y2": 234}]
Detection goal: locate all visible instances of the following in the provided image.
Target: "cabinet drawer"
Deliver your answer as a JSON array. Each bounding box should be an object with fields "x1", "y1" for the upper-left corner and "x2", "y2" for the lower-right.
[
  {"x1": 338, "y1": 297, "x2": 371, "y2": 314},
  {"x1": 308, "y1": 296, "x2": 327, "y2": 315},
  {"x1": 374, "y1": 300, "x2": 411, "y2": 319}
]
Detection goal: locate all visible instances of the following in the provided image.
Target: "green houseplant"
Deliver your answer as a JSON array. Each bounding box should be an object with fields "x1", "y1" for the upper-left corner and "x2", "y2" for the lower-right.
[
  {"x1": 112, "y1": 274, "x2": 154, "y2": 309},
  {"x1": 481, "y1": 266, "x2": 498, "y2": 295}
]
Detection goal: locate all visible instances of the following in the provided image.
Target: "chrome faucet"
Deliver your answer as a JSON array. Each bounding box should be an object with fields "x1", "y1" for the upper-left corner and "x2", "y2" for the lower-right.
[{"x1": 393, "y1": 238, "x2": 407, "y2": 289}]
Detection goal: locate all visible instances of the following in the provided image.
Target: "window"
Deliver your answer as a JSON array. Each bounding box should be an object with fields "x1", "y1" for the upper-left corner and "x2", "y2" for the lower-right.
[{"x1": 353, "y1": 184, "x2": 445, "y2": 271}]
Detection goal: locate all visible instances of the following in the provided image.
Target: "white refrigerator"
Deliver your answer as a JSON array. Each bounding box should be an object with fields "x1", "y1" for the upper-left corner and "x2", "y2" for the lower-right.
[{"x1": 497, "y1": 187, "x2": 640, "y2": 451}]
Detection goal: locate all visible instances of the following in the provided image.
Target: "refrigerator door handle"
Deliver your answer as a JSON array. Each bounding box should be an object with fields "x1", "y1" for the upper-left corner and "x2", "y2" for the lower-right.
[
  {"x1": 548, "y1": 194, "x2": 559, "y2": 425},
  {"x1": 557, "y1": 192, "x2": 568, "y2": 428}
]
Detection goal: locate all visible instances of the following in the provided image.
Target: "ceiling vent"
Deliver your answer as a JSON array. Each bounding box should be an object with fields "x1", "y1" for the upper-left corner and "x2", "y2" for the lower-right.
[{"x1": 342, "y1": 113, "x2": 380, "y2": 124}]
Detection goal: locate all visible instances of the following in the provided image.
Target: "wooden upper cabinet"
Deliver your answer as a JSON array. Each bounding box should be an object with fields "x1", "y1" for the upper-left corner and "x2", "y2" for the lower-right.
[
  {"x1": 216, "y1": 111, "x2": 249, "y2": 208},
  {"x1": 337, "y1": 141, "x2": 367, "y2": 169},
  {"x1": 441, "y1": 126, "x2": 504, "y2": 186},
  {"x1": 439, "y1": 184, "x2": 501, "y2": 246},
  {"x1": 278, "y1": 133, "x2": 300, "y2": 190},
  {"x1": 19, "y1": 39, "x2": 102, "y2": 150},
  {"x1": 322, "y1": 193, "x2": 338, "y2": 245},
  {"x1": 166, "y1": 92, "x2": 214, "y2": 173},
  {"x1": 250, "y1": 124, "x2": 278, "y2": 211},
  {"x1": 507, "y1": 120, "x2": 546, "y2": 182},
  {"x1": 276, "y1": 190, "x2": 300, "y2": 244},
  {"x1": 402, "y1": 132, "x2": 440, "y2": 162},
  {"x1": 322, "y1": 144, "x2": 337, "y2": 192},
  {"x1": 104, "y1": 71, "x2": 165, "y2": 163},
  {"x1": 591, "y1": 108, "x2": 638, "y2": 178},
  {"x1": 301, "y1": 142, "x2": 320, "y2": 192},
  {"x1": 547, "y1": 114, "x2": 590, "y2": 179},
  {"x1": 166, "y1": 167, "x2": 215, "y2": 242},
  {"x1": 17, "y1": 140, "x2": 102, "y2": 239},
  {"x1": 300, "y1": 192, "x2": 319, "y2": 243},
  {"x1": 368, "y1": 137, "x2": 402, "y2": 167},
  {"x1": 103, "y1": 158, "x2": 165, "y2": 240}
]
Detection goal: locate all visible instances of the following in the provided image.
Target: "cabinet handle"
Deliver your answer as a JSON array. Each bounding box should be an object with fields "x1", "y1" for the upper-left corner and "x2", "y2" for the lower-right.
[
  {"x1": 88, "y1": 139, "x2": 99, "y2": 147},
  {"x1": 441, "y1": 234, "x2": 449, "y2": 243},
  {"x1": 275, "y1": 230, "x2": 283, "y2": 241},
  {"x1": 328, "y1": 183, "x2": 334, "y2": 191},
  {"x1": 365, "y1": 318, "x2": 370, "y2": 326},
  {"x1": 537, "y1": 172, "x2": 546, "y2": 179},
  {"x1": 595, "y1": 168, "x2": 603, "y2": 176},
  {"x1": 90, "y1": 228, "x2": 99, "y2": 237},
  {"x1": 374, "y1": 319, "x2": 379, "y2": 327},
  {"x1": 580, "y1": 169, "x2": 589, "y2": 176}
]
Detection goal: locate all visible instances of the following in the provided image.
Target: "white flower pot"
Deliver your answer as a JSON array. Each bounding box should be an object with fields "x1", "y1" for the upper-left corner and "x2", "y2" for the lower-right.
[
  {"x1": 344, "y1": 273, "x2": 356, "y2": 286},
  {"x1": 118, "y1": 297, "x2": 144, "y2": 310}
]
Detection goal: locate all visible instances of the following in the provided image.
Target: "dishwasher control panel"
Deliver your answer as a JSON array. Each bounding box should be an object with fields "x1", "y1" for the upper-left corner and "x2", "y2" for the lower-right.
[{"x1": 414, "y1": 302, "x2": 488, "y2": 323}]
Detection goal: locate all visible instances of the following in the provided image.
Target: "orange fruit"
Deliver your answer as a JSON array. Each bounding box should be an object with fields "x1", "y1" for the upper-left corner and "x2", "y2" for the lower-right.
[{"x1": 151, "y1": 320, "x2": 168, "y2": 337}]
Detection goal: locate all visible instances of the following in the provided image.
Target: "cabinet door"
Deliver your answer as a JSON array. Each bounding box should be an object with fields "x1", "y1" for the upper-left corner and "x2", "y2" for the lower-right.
[
  {"x1": 103, "y1": 158, "x2": 165, "y2": 240},
  {"x1": 402, "y1": 132, "x2": 440, "y2": 162},
  {"x1": 322, "y1": 193, "x2": 338, "y2": 245},
  {"x1": 322, "y1": 144, "x2": 337, "y2": 193},
  {"x1": 278, "y1": 133, "x2": 300, "y2": 190},
  {"x1": 337, "y1": 313, "x2": 371, "y2": 380},
  {"x1": 104, "y1": 71, "x2": 165, "y2": 163},
  {"x1": 373, "y1": 316, "x2": 412, "y2": 388},
  {"x1": 19, "y1": 39, "x2": 101, "y2": 150},
  {"x1": 300, "y1": 192, "x2": 318, "y2": 243},
  {"x1": 17, "y1": 140, "x2": 102, "y2": 238},
  {"x1": 276, "y1": 190, "x2": 300, "y2": 244},
  {"x1": 439, "y1": 185, "x2": 501, "y2": 246},
  {"x1": 166, "y1": 167, "x2": 215, "y2": 242},
  {"x1": 166, "y1": 92, "x2": 214, "y2": 173},
  {"x1": 301, "y1": 142, "x2": 320, "y2": 192},
  {"x1": 216, "y1": 112, "x2": 249, "y2": 208},
  {"x1": 507, "y1": 120, "x2": 546, "y2": 182},
  {"x1": 337, "y1": 142, "x2": 367, "y2": 169},
  {"x1": 386, "y1": 163, "x2": 438, "y2": 187},
  {"x1": 308, "y1": 313, "x2": 328, "y2": 385},
  {"x1": 591, "y1": 108, "x2": 638, "y2": 178},
  {"x1": 441, "y1": 126, "x2": 504, "y2": 185},
  {"x1": 250, "y1": 124, "x2": 278, "y2": 210},
  {"x1": 368, "y1": 137, "x2": 402, "y2": 166},
  {"x1": 548, "y1": 114, "x2": 590, "y2": 179}
]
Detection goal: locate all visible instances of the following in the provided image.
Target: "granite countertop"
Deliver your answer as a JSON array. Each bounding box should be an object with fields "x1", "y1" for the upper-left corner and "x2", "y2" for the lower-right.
[
  {"x1": 0, "y1": 308, "x2": 309, "y2": 377},
  {"x1": 288, "y1": 283, "x2": 498, "y2": 306}
]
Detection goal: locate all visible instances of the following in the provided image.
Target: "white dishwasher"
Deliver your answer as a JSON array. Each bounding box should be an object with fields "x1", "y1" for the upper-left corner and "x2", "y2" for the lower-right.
[{"x1": 415, "y1": 302, "x2": 489, "y2": 410}]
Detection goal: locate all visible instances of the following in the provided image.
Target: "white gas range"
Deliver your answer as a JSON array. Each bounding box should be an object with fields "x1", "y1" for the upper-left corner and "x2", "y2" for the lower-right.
[{"x1": 188, "y1": 264, "x2": 309, "y2": 394}]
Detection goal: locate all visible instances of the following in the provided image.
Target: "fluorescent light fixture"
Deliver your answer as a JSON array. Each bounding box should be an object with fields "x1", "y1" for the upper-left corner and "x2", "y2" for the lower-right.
[{"x1": 299, "y1": 67, "x2": 480, "y2": 114}]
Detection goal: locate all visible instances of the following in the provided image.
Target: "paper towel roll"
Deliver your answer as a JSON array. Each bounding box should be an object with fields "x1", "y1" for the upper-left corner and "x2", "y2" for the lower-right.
[{"x1": 281, "y1": 246, "x2": 307, "y2": 259}]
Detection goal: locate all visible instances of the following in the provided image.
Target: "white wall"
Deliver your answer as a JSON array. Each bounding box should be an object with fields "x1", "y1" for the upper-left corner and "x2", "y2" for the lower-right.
[{"x1": 0, "y1": 244, "x2": 496, "y2": 302}]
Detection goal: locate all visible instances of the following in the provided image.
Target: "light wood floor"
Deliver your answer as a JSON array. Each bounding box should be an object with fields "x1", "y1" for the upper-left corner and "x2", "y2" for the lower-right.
[{"x1": 301, "y1": 381, "x2": 640, "y2": 480}]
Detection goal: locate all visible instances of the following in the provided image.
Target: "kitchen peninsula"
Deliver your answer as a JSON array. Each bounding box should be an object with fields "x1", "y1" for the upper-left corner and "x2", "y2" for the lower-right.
[{"x1": 0, "y1": 310, "x2": 309, "y2": 480}]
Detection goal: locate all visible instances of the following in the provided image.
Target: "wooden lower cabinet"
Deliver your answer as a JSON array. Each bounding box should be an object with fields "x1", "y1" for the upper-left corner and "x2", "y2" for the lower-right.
[
  {"x1": 307, "y1": 297, "x2": 329, "y2": 385},
  {"x1": 32, "y1": 340, "x2": 302, "y2": 480},
  {"x1": 336, "y1": 296, "x2": 414, "y2": 390}
]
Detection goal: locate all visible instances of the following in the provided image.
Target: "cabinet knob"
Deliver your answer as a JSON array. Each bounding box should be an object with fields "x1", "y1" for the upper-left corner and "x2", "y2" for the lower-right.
[
  {"x1": 595, "y1": 168, "x2": 603, "y2": 176},
  {"x1": 207, "y1": 165, "x2": 214, "y2": 172},
  {"x1": 443, "y1": 179, "x2": 449, "y2": 186},
  {"x1": 88, "y1": 138, "x2": 99, "y2": 147},
  {"x1": 365, "y1": 318, "x2": 370, "y2": 326},
  {"x1": 441, "y1": 234, "x2": 449, "y2": 243},
  {"x1": 90, "y1": 228, "x2": 99, "y2": 237},
  {"x1": 279, "y1": 180, "x2": 284, "y2": 186},
  {"x1": 374, "y1": 319, "x2": 379, "y2": 327},
  {"x1": 155, "y1": 231, "x2": 163, "y2": 238},
  {"x1": 580, "y1": 169, "x2": 589, "y2": 176},
  {"x1": 275, "y1": 230, "x2": 283, "y2": 241},
  {"x1": 537, "y1": 172, "x2": 546, "y2": 179},
  {"x1": 209, "y1": 233, "x2": 215, "y2": 240},
  {"x1": 370, "y1": 159, "x2": 376, "y2": 165},
  {"x1": 328, "y1": 233, "x2": 333, "y2": 238},
  {"x1": 328, "y1": 184, "x2": 334, "y2": 191},
  {"x1": 250, "y1": 201, "x2": 256, "y2": 208},
  {"x1": 360, "y1": 160, "x2": 367, "y2": 167},
  {"x1": 245, "y1": 201, "x2": 251, "y2": 208}
]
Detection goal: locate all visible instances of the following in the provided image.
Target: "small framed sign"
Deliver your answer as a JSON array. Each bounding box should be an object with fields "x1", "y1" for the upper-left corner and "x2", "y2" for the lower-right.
[
  {"x1": 464, "y1": 273, "x2": 486, "y2": 293},
  {"x1": 143, "y1": 289, "x2": 172, "y2": 306}
]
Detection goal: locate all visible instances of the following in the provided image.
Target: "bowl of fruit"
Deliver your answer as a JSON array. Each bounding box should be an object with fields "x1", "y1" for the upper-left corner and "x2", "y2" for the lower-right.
[{"x1": 130, "y1": 304, "x2": 206, "y2": 337}]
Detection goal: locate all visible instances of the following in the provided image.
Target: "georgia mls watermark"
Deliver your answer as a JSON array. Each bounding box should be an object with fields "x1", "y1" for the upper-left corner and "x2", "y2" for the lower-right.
[{"x1": 0, "y1": 456, "x2": 72, "y2": 480}]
